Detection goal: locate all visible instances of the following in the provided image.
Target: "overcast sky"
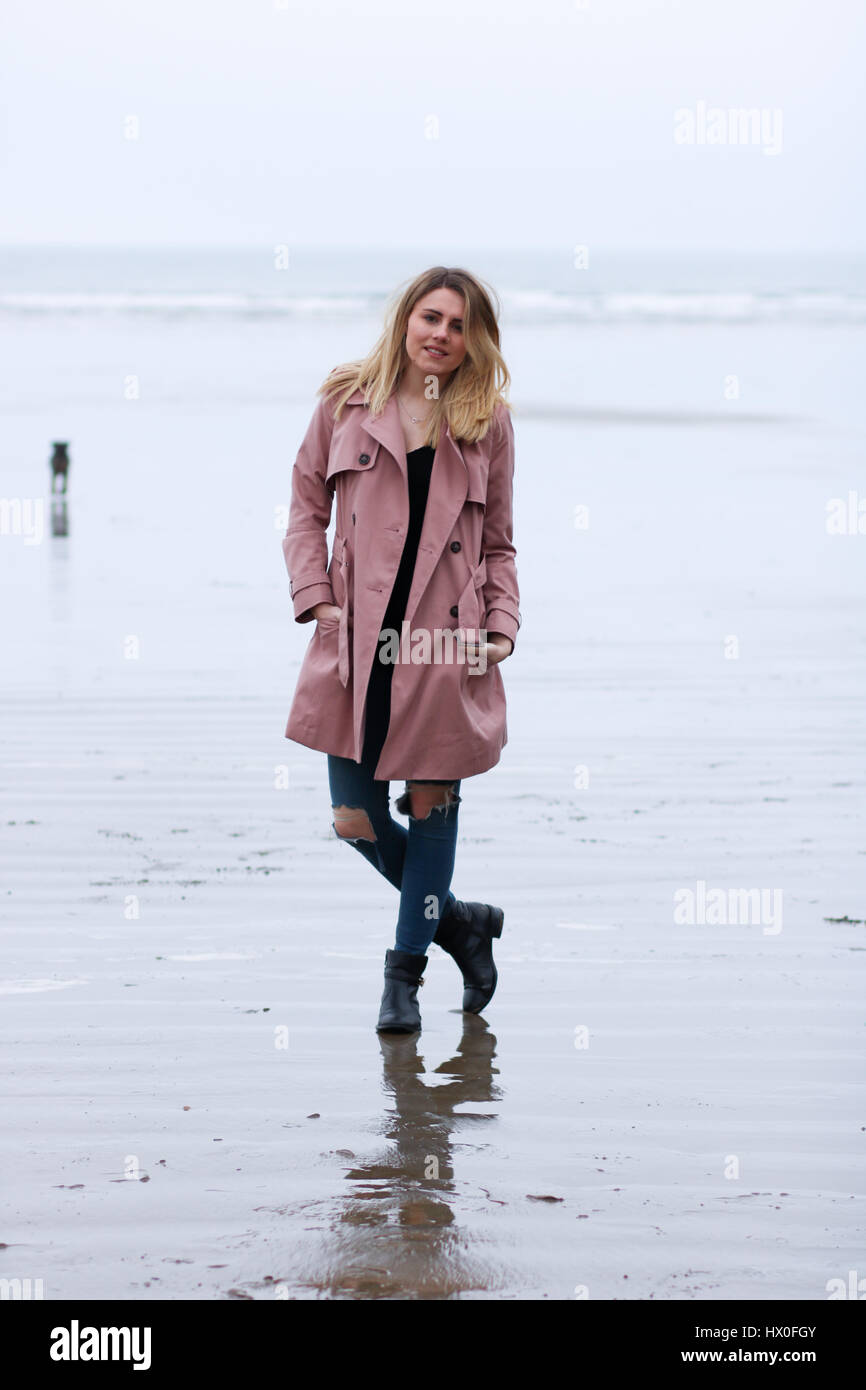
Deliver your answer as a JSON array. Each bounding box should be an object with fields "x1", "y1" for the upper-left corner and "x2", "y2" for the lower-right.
[{"x1": 1, "y1": 0, "x2": 863, "y2": 251}]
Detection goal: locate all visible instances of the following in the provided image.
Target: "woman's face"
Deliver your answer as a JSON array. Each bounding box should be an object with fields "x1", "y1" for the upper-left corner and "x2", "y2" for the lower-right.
[{"x1": 403, "y1": 288, "x2": 467, "y2": 384}]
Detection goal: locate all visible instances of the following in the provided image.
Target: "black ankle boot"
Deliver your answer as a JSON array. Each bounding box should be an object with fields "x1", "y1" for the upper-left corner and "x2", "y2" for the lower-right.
[
  {"x1": 433, "y1": 900, "x2": 504, "y2": 1013},
  {"x1": 376, "y1": 948, "x2": 427, "y2": 1033}
]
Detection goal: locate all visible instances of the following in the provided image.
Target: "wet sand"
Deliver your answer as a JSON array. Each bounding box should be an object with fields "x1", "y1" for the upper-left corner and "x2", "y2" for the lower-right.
[
  {"x1": 1, "y1": 316, "x2": 864, "y2": 1299},
  {"x1": 2, "y1": 675, "x2": 862, "y2": 1300}
]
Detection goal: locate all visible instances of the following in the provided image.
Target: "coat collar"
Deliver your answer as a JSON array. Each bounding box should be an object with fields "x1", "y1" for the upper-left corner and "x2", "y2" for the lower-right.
[{"x1": 342, "y1": 385, "x2": 467, "y2": 483}]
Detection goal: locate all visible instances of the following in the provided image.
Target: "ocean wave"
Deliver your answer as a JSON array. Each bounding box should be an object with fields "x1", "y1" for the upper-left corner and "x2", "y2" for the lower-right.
[{"x1": 1, "y1": 287, "x2": 864, "y2": 323}]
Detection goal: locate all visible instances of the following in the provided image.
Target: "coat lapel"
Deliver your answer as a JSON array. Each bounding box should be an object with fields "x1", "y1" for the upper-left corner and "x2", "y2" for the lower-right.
[{"x1": 347, "y1": 386, "x2": 471, "y2": 631}]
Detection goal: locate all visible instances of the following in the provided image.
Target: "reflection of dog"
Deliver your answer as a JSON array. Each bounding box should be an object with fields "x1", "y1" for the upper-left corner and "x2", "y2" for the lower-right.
[{"x1": 50, "y1": 442, "x2": 70, "y2": 494}]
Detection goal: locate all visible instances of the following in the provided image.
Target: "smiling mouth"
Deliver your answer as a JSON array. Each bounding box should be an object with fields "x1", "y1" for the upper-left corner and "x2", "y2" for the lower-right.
[{"x1": 425, "y1": 346, "x2": 447, "y2": 358}]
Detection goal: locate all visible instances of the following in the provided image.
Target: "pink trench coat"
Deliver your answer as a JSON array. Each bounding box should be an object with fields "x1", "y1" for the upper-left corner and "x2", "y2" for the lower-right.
[{"x1": 281, "y1": 386, "x2": 521, "y2": 781}]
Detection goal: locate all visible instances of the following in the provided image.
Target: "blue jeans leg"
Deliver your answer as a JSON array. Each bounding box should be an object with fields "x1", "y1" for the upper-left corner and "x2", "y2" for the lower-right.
[
  {"x1": 327, "y1": 750, "x2": 408, "y2": 891},
  {"x1": 392, "y1": 779, "x2": 462, "y2": 956},
  {"x1": 327, "y1": 751, "x2": 460, "y2": 957}
]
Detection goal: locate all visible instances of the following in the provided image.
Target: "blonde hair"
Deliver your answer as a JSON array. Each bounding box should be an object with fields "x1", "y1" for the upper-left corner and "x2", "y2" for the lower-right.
[{"x1": 317, "y1": 266, "x2": 511, "y2": 447}]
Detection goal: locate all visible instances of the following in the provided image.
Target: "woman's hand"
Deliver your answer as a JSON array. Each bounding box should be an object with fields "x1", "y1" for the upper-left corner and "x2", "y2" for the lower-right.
[
  {"x1": 311, "y1": 601, "x2": 342, "y2": 623},
  {"x1": 483, "y1": 634, "x2": 514, "y2": 665},
  {"x1": 457, "y1": 630, "x2": 513, "y2": 668}
]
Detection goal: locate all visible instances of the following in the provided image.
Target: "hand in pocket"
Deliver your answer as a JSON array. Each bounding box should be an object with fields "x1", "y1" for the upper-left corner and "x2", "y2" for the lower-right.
[{"x1": 313, "y1": 602, "x2": 342, "y2": 625}]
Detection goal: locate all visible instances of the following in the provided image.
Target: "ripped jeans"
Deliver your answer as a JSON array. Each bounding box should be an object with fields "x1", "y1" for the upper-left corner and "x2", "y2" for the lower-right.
[{"x1": 327, "y1": 742, "x2": 462, "y2": 958}]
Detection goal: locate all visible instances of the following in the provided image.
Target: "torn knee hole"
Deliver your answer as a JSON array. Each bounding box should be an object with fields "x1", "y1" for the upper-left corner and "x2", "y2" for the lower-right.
[
  {"x1": 331, "y1": 804, "x2": 377, "y2": 841},
  {"x1": 396, "y1": 781, "x2": 460, "y2": 820}
]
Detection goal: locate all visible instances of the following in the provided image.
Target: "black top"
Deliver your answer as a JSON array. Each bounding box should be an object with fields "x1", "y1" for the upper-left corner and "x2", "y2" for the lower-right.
[
  {"x1": 362, "y1": 445, "x2": 435, "y2": 762},
  {"x1": 378, "y1": 444, "x2": 436, "y2": 640}
]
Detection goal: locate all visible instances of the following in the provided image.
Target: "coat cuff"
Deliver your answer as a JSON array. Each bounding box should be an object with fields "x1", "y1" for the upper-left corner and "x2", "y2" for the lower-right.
[
  {"x1": 291, "y1": 580, "x2": 335, "y2": 623},
  {"x1": 485, "y1": 607, "x2": 520, "y2": 649}
]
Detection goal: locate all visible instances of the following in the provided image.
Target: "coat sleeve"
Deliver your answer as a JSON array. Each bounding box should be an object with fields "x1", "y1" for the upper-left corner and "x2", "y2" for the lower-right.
[
  {"x1": 481, "y1": 404, "x2": 522, "y2": 650},
  {"x1": 282, "y1": 392, "x2": 337, "y2": 623}
]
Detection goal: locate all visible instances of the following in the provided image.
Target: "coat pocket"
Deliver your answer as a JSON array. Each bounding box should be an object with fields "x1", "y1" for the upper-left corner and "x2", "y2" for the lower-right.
[
  {"x1": 313, "y1": 592, "x2": 351, "y2": 687},
  {"x1": 329, "y1": 534, "x2": 348, "y2": 608},
  {"x1": 456, "y1": 555, "x2": 487, "y2": 632}
]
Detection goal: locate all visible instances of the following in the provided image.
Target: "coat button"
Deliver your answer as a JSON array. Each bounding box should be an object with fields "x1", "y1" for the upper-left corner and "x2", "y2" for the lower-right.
[
  {"x1": 450, "y1": 540, "x2": 461, "y2": 552},
  {"x1": 359, "y1": 453, "x2": 370, "y2": 464},
  {"x1": 352, "y1": 512, "x2": 356, "y2": 524},
  {"x1": 450, "y1": 605, "x2": 458, "y2": 618}
]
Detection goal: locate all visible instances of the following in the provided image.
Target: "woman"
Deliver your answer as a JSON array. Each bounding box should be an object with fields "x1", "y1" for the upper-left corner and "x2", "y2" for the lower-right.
[{"x1": 281, "y1": 266, "x2": 521, "y2": 1034}]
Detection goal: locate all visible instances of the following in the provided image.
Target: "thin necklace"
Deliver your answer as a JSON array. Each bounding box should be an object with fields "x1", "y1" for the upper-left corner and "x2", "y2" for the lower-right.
[{"x1": 397, "y1": 390, "x2": 431, "y2": 424}]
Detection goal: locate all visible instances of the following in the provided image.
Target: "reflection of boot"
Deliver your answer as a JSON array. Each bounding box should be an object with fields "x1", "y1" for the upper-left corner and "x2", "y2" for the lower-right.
[
  {"x1": 376, "y1": 949, "x2": 427, "y2": 1033},
  {"x1": 433, "y1": 901, "x2": 503, "y2": 1013}
]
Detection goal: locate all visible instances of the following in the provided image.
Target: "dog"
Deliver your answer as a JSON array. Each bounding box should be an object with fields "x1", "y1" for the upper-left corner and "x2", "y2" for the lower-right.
[{"x1": 50, "y1": 442, "x2": 70, "y2": 494}]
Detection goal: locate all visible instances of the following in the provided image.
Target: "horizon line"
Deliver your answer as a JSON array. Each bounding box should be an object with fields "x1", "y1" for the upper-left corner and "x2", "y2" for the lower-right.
[{"x1": 1, "y1": 241, "x2": 864, "y2": 257}]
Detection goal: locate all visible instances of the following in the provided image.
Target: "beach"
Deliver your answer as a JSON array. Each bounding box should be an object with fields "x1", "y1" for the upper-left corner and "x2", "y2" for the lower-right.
[{"x1": 1, "y1": 249, "x2": 864, "y2": 1299}]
